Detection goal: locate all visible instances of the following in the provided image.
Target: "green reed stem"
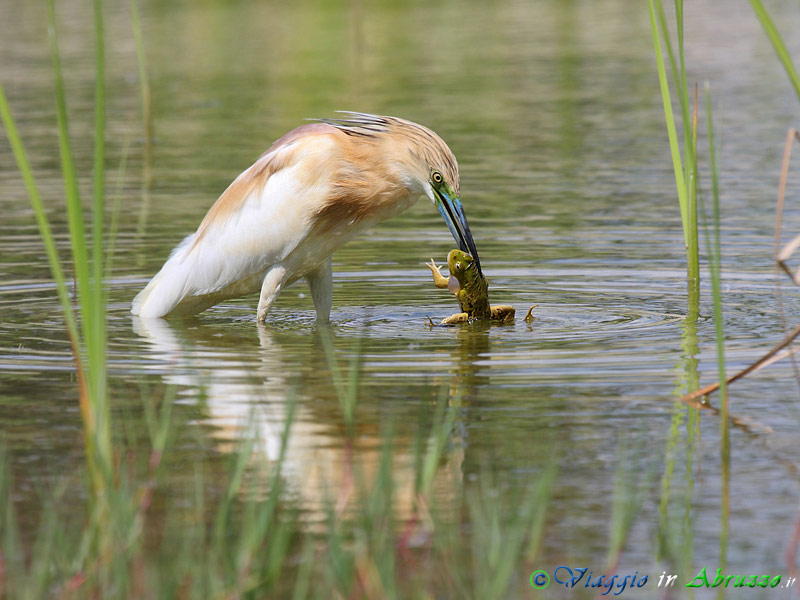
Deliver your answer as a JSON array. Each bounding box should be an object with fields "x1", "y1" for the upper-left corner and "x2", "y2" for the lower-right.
[
  {"x1": 418, "y1": 391, "x2": 459, "y2": 497},
  {"x1": 662, "y1": 0, "x2": 694, "y2": 206},
  {"x1": 648, "y1": 0, "x2": 700, "y2": 284},
  {"x1": 607, "y1": 440, "x2": 652, "y2": 569},
  {"x1": 0, "y1": 87, "x2": 81, "y2": 352},
  {"x1": 703, "y1": 90, "x2": 727, "y2": 408},
  {"x1": 46, "y1": 0, "x2": 91, "y2": 311},
  {"x1": 750, "y1": 0, "x2": 800, "y2": 102},
  {"x1": 648, "y1": 0, "x2": 687, "y2": 226},
  {"x1": 702, "y1": 86, "x2": 730, "y2": 586},
  {"x1": 103, "y1": 135, "x2": 130, "y2": 281},
  {"x1": 91, "y1": 0, "x2": 108, "y2": 421},
  {"x1": 131, "y1": 0, "x2": 153, "y2": 144},
  {"x1": 46, "y1": 0, "x2": 112, "y2": 500},
  {"x1": 319, "y1": 327, "x2": 361, "y2": 431},
  {"x1": 1, "y1": 0, "x2": 115, "y2": 572}
]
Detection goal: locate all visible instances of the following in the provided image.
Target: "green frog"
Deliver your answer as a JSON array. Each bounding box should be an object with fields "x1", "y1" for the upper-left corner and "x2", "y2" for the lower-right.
[{"x1": 426, "y1": 249, "x2": 516, "y2": 325}]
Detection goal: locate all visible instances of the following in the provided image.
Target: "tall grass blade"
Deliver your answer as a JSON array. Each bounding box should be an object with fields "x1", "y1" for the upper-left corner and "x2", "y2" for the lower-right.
[
  {"x1": 648, "y1": 0, "x2": 700, "y2": 282},
  {"x1": 46, "y1": 0, "x2": 91, "y2": 320},
  {"x1": 525, "y1": 460, "x2": 557, "y2": 560},
  {"x1": 131, "y1": 0, "x2": 154, "y2": 229},
  {"x1": 45, "y1": 0, "x2": 113, "y2": 500},
  {"x1": 131, "y1": 0, "x2": 153, "y2": 145},
  {"x1": 648, "y1": 0, "x2": 688, "y2": 235},
  {"x1": 318, "y1": 327, "x2": 360, "y2": 430},
  {"x1": 702, "y1": 86, "x2": 730, "y2": 588},
  {"x1": 103, "y1": 137, "x2": 131, "y2": 280},
  {"x1": 0, "y1": 445, "x2": 23, "y2": 595},
  {"x1": 688, "y1": 83, "x2": 699, "y2": 284},
  {"x1": 90, "y1": 0, "x2": 108, "y2": 440},
  {"x1": 750, "y1": 0, "x2": 800, "y2": 102},
  {"x1": 418, "y1": 391, "x2": 459, "y2": 497},
  {"x1": 607, "y1": 440, "x2": 653, "y2": 568},
  {"x1": 656, "y1": 0, "x2": 693, "y2": 205},
  {"x1": 682, "y1": 406, "x2": 698, "y2": 586},
  {"x1": 0, "y1": 86, "x2": 82, "y2": 354},
  {"x1": 672, "y1": 1, "x2": 698, "y2": 263},
  {"x1": 702, "y1": 89, "x2": 727, "y2": 407}
]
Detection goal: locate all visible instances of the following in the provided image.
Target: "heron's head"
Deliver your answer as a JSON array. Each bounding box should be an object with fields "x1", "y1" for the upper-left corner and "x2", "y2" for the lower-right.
[
  {"x1": 387, "y1": 119, "x2": 482, "y2": 275},
  {"x1": 317, "y1": 112, "x2": 482, "y2": 273},
  {"x1": 424, "y1": 166, "x2": 482, "y2": 274}
]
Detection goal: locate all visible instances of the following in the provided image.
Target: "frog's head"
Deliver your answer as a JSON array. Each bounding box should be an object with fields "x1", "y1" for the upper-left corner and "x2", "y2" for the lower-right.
[{"x1": 446, "y1": 249, "x2": 477, "y2": 294}]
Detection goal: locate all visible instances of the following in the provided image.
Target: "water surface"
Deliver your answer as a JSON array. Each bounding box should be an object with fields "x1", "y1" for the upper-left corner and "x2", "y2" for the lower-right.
[{"x1": 2, "y1": 0, "x2": 800, "y2": 592}]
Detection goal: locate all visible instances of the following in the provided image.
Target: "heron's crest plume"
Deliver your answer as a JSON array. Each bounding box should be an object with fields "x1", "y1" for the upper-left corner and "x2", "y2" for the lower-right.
[{"x1": 315, "y1": 112, "x2": 459, "y2": 194}]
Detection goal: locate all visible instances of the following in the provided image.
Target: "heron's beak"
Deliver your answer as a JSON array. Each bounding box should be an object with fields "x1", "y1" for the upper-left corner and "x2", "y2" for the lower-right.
[{"x1": 434, "y1": 189, "x2": 482, "y2": 274}]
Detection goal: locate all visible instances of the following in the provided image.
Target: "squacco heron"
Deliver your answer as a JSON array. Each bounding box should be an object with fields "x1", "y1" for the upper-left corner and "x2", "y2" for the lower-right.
[{"x1": 131, "y1": 112, "x2": 481, "y2": 322}]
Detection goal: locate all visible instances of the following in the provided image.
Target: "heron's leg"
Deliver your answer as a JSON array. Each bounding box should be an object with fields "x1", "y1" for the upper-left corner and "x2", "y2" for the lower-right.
[
  {"x1": 257, "y1": 264, "x2": 289, "y2": 322},
  {"x1": 306, "y1": 257, "x2": 333, "y2": 322}
]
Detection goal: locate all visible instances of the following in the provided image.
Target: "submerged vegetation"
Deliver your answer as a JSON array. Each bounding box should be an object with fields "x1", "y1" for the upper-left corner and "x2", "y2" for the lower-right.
[{"x1": 2, "y1": 0, "x2": 800, "y2": 597}]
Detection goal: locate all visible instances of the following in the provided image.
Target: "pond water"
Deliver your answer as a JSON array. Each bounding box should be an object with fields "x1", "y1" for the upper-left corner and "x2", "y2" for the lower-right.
[{"x1": 2, "y1": 0, "x2": 800, "y2": 594}]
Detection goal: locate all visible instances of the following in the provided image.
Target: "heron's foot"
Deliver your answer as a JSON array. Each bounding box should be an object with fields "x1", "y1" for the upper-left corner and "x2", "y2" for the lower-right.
[
  {"x1": 490, "y1": 305, "x2": 515, "y2": 323},
  {"x1": 257, "y1": 264, "x2": 288, "y2": 324},
  {"x1": 426, "y1": 259, "x2": 451, "y2": 289}
]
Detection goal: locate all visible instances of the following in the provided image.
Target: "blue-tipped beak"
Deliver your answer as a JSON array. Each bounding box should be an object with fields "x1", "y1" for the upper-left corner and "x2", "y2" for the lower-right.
[{"x1": 434, "y1": 189, "x2": 482, "y2": 274}]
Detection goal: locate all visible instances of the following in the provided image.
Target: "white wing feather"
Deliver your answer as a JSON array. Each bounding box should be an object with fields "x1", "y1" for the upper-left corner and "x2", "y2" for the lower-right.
[{"x1": 132, "y1": 162, "x2": 322, "y2": 318}]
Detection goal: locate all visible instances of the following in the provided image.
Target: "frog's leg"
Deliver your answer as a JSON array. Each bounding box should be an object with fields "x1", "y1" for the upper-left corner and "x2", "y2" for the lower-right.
[
  {"x1": 524, "y1": 305, "x2": 538, "y2": 323},
  {"x1": 490, "y1": 305, "x2": 515, "y2": 323},
  {"x1": 441, "y1": 312, "x2": 470, "y2": 325},
  {"x1": 426, "y1": 259, "x2": 450, "y2": 289}
]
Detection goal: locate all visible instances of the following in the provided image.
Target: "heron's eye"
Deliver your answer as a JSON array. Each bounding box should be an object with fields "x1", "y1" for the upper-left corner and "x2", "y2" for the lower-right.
[{"x1": 431, "y1": 171, "x2": 443, "y2": 185}]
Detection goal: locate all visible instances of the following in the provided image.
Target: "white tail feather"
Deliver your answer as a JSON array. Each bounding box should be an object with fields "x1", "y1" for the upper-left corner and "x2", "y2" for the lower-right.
[{"x1": 131, "y1": 235, "x2": 199, "y2": 318}]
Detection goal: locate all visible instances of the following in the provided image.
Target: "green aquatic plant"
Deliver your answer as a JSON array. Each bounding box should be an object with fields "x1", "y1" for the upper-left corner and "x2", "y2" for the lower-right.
[
  {"x1": 701, "y1": 88, "x2": 727, "y2": 407},
  {"x1": 700, "y1": 87, "x2": 731, "y2": 584},
  {"x1": 1, "y1": 0, "x2": 112, "y2": 511},
  {"x1": 647, "y1": 0, "x2": 700, "y2": 285},
  {"x1": 131, "y1": 0, "x2": 153, "y2": 146},
  {"x1": 750, "y1": 0, "x2": 800, "y2": 103}
]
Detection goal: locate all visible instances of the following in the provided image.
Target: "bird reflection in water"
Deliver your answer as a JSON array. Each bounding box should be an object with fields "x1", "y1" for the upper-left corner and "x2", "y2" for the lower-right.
[{"x1": 131, "y1": 316, "x2": 465, "y2": 518}]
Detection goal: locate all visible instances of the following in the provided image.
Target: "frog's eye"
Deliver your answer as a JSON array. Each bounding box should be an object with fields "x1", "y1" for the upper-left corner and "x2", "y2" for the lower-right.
[
  {"x1": 454, "y1": 262, "x2": 462, "y2": 271},
  {"x1": 431, "y1": 170, "x2": 443, "y2": 185}
]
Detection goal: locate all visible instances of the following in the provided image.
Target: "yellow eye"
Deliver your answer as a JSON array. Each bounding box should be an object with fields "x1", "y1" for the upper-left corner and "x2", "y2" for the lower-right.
[{"x1": 431, "y1": 171, "x2": 443, "y2": 185}]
